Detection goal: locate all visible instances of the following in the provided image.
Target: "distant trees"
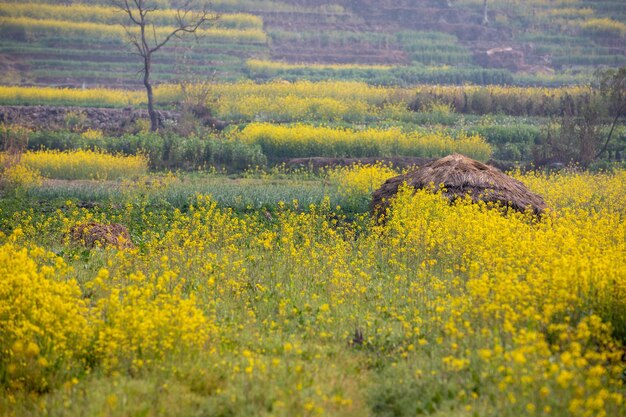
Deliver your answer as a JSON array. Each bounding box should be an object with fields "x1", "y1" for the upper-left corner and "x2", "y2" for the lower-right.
[
  {"x1": 554, "y1": 93, "x2": 603, "y2": 166},
  {"x1": 112, "y1": 0, "x2": 218, "y2": 131},
  {"x1": 535, "y1": 67, "x2": 626, "y2": 166}
]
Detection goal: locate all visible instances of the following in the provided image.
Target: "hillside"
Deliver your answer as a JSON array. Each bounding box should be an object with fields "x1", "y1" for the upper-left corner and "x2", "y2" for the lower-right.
[{"x1": 0, "y1": 0, "x2": 625, "y2": 87}]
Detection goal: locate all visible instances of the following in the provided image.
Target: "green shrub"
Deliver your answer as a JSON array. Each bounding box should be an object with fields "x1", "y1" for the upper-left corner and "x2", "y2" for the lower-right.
[
  {"x1": 468, "y1": 125, "x2": 541, "y2": 145},
  {"x1": 467, "y1": 125, "x2": 542, "y2": 161}
]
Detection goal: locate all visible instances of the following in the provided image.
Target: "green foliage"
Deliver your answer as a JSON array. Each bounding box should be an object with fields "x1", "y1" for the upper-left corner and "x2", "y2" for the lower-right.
[
  {"x1": 468, "y1": 124, "x2": 541, "y2": 161},
  {"x1": 0, "y1": 123, "x2": 29, "y2": 155},
  {"x1": 395, "y1": 31, "x2": 473, "y2": 66},
  {"x1": 368, "y1": 363, "x2": 462, "y2": 417},
  {"x1": 597, "y1": 67, "x2": 626, "y2": 119},
  {"x1": 533, "y1": 93, "x2": 608, "y2": 165},
  {"x1": 410, "y1": 87, "x2": 590, "y2": 117},
  {"x1": 27, "y1": 130, "x2": 266, "y2": 172},
  {"x1": 251, "y1": 66, "x2": 519, "y2": 87}
]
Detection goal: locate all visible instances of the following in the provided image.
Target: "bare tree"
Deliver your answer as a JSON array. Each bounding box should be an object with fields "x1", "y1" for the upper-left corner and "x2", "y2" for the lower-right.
[{"x1": 112, "y1": 0, "x2": 218, "y2": 131}]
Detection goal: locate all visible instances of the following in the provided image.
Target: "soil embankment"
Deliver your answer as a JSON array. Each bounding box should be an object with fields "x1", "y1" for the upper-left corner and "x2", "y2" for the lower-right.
[{"x1": 0, "y1": 105, "x2": 179, "y2": 133}]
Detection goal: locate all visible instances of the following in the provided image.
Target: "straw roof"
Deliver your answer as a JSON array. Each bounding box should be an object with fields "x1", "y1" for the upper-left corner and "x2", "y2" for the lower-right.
[{"x1": 370, "y1": 154, "x2": 548, "y2": 216}]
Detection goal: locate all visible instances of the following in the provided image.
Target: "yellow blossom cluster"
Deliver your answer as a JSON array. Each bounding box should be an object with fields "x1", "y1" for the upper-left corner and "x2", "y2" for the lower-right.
[
  {"x1": 0, "y1": 85, "x2": 139, "y2": 107},
  {"x1": 90, "y1": 267, "x2": 217, "y2": 373},
  {"x1": 327, "y1": 162, "x2": 399, "y2": 205},
  {"x1": 219, "y1": 94, "x2": 371, "y2": 122},
  {"x1": 80, "y1": 129, "x2": 104, "y2": 141},
  {"x1": 20, "y1": 149, "x2": 148, "y2": 180},
  {"x1": 513, "y1": 169, "x2": 626, "y2": 213},
  {"x1": 0, "y1": 239, "x2": 89, "y2": 392},
  {"x1": 207, "y1": 80, "x2": 399, "y2": 103},
  {"x1": 238, "y1": 123, "x2": 492, "y2": 159},
  {"x1": 0, "y1": 161, "x2": 43, "y2": 190},
  {"x1": 0, "y1": 82, "x2": 590, "y2": 121}
]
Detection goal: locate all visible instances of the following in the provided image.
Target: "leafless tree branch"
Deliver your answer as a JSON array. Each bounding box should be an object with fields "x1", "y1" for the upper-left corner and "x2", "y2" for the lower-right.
[{"x1": 112, "y1": 0, "x2": 219, "y2": 131}]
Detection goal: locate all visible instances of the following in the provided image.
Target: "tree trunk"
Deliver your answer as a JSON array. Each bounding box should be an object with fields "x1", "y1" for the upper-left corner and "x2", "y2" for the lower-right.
[
  {"x1": 482, "y1": 0, "x2": 489, "y2": 26},
  {"x1": 143, "y1": 56, "x2": 159, "y2": 132}
]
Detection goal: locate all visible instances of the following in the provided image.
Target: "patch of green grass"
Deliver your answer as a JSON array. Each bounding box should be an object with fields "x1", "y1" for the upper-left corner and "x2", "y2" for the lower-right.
[{"x1": 18, "y1": 173, "x2": 367, "y2": 214}]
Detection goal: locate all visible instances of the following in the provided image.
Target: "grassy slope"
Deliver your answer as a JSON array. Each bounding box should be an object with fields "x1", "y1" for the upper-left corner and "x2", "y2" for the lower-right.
[{"x1": 0, "y1": 0, "x2": 625, "y2": 87}]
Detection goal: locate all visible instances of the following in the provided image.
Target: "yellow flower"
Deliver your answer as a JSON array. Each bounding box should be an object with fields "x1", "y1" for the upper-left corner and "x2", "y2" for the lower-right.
[{"x1": 25, "y1": 342, "x2": 40, "y2": 358}]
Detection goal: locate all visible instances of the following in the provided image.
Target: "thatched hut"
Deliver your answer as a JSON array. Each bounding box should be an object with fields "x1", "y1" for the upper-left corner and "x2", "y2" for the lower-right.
[{"x1": 370, "y1": 154, "x2": 548, "y2": 216}]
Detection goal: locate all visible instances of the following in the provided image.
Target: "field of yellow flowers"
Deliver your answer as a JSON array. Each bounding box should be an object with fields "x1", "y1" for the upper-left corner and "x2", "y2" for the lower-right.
[
  {"x1": 238, "y1": 123, "x2": 492, "y2": 159},
  {"x1": 0, "y1": 2, "x2": 263, "y2": 29},
  {"x1": 0, "y1": 0, "x2": 268, "y2": 45},
  {"x1": 0, "y1": 82, "x2": 590, "y2": 119},
  {"x1": 1, "y1": 162, "x2": 625, "y2": 417}
]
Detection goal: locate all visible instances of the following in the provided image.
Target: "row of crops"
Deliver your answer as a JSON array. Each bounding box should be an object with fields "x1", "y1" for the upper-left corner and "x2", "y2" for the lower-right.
[
  {"x1": 0, "y1": 82, "x2": 594, "y2": 118},
  {"x1": 0, "y1": 0, "x2": 272, "y2": 85},
  {"x1": 2, "y1": 0, "x2": 625, "y2": 87},
  {"x1": 2, "y1": 80, "x2": 623, "y2": 165}
]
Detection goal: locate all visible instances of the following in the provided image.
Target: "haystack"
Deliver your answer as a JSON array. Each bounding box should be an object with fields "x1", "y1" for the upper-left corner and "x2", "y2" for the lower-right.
[
  {"x1": 370, "y1": 154, "x2": 548, "y2": 215},
  {"x1": 70, "y1": 222, "x2": 134, "y2": 249}
]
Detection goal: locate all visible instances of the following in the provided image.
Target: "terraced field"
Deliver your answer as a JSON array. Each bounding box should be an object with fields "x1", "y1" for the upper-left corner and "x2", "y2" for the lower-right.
[
  {"x1": 0, "y1": 1, "x2": 270, "y2": 86},
  {"x1": 1, "y1": 0, "x2": 625, "y2": 87}
]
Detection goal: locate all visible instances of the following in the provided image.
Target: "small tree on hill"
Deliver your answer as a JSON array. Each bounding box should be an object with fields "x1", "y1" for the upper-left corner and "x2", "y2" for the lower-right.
[{"x1": 112, "y1": 0, "x2": 218, "y2": 131}]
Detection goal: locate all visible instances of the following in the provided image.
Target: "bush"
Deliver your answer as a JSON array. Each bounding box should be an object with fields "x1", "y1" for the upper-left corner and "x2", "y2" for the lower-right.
[
  {"x1": 468, "y1": 125, "x2": 540, "y2": 145},
  {"x1": 91, "y1": 269, "x2": 215, "y2": 373},
  {"x1": 0, "y1": 124, "x2": 29, "y2": 155},
  {"x1": 0, "y1": 162, "x2": 43, "y2": 190},
  {"x1": 467, "y1": 89, "x2": 494, "y2": 114},
  {"x1": 409, "y1": 86, "x2": 597, "y2": 117},
  {"x1": 467, "y1": 125, "x2": 541, "y2": 161}
]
